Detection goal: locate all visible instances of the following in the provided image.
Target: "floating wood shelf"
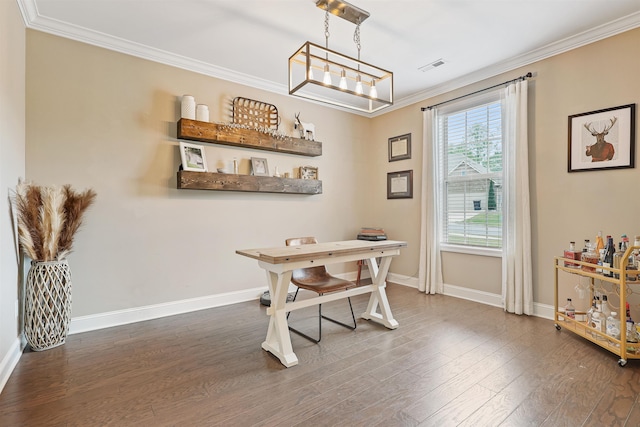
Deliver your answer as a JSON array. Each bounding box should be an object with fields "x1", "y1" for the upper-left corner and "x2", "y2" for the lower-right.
[
  {"x1": 177, "y1": 171, "x2": 322, "y2": 195},
  {"x1": 177, "y1": 119, "x2": 322, "y2": 157}
]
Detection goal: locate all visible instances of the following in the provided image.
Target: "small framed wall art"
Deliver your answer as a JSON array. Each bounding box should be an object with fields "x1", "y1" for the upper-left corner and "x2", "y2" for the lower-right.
[
  {"x1": 568, "y1": 103, "x2": 636, "y2": 172},
  {"x1": 179, "y1": 141, "x2": 208, "y2": 172},
  {"x1": 251, "y1": 157, "x2": 269, "y2": 176},
  {"x1": 388, "y1": 133, "x2": 412, "y2": 162},
  {"x1": 387, "y1": 170, "x2": 413, "y2": 199},
  {"x1": 300, "y1": 166, "x2": 318, "y2": 180}
]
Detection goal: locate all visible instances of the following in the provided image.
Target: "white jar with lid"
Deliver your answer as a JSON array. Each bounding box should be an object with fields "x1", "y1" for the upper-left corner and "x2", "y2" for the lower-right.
[{"x1": 196, "y1": 104, "x2": 209, "y2": 122}]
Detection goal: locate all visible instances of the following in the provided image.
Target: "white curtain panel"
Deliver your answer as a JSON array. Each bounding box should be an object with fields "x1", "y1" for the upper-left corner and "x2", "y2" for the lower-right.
[
  {"x1": 418, "y1": 108, "x2": 443, "y2": 294},
  {"x1": 501, "y1": 80, "x2": 533, "y2": 315}
]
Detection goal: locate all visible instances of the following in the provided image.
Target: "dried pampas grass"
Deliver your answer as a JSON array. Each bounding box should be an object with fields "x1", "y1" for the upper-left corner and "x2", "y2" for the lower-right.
[{"x1": 14, "y1": 181, "x2": 96, "y2": 261}]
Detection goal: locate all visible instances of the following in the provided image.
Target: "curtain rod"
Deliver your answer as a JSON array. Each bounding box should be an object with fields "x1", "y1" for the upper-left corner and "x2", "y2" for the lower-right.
[{"x1": 420, "y1": 72, "x2": 532, "y2": 111}]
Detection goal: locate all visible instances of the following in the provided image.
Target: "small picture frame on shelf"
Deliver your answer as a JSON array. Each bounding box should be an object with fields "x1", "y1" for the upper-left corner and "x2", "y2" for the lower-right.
[
  {"x1": 388, "y1": 133, "x2": 412, "y2": 162},
  {"x1": 387, "y1": 170, "x2": 413, "y2": 199},
  {"x1": 179, "y1": 141, "x2": 207, "y2": 172},
  {"x1": 251, "y1": 157, "x2": 269, "y2": 176},
  {"x1": 300, "y1": 166, "x2": 318, "y2": 180}
]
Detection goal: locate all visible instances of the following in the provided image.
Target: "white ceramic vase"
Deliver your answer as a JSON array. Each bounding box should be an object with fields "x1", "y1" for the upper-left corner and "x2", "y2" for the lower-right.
[{"x1": 181, "y1": 95, "x2": 196, "y2": 119}]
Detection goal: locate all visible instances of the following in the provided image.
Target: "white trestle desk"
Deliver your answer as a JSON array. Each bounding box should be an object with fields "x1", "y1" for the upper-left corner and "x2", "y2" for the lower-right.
[{"x1": 236, "y1": 239, "x2": 407, "y2": 367}]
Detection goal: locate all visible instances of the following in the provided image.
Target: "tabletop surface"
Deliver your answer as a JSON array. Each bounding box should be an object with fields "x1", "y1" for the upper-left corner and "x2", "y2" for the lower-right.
[{"x1": 236, "y1": 239, "x2": 407, "y2": 265}]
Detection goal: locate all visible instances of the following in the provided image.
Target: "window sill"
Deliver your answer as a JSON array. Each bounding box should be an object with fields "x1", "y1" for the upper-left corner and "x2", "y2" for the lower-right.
[{"x1": 440, "y1": 244, "x2": 502, "y2": 258}]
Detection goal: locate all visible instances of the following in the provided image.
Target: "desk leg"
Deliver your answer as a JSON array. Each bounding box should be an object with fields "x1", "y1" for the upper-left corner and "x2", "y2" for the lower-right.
[
  {"x1": 261, "y1": 270, "x2": 298, "y2": 367},
  {"x1": 360, "y1": 256, "x2": 399, "y2": 329}
]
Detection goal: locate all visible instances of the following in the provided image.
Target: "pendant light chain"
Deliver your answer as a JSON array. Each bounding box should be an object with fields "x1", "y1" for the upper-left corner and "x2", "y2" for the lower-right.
[
  {"x1": 325, "y1": 10, "x2": 330, "y2": 49},
  {"x1": 353, "y1": 19, "x2": 361, "y2": 61}
]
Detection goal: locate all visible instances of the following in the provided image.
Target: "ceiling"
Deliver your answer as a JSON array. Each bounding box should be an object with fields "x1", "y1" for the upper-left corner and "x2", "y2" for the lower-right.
[{"x1": 18, "y1": 0, "x2": 640, "y2": 115}]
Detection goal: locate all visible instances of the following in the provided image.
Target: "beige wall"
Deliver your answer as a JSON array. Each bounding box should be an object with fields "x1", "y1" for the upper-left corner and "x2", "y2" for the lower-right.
[
  {"x1": 369, "y1": 27, "x2": 640, "y2": 309},
  {"x1": 26, "y1": 30, "x2": 372, "y2": 317},
  {"x1": 21, "y1": 25, "x2": 640, "y2": 322},
  {"x1": 0, "y1": 0, "x2": 26, "y2": 382}
]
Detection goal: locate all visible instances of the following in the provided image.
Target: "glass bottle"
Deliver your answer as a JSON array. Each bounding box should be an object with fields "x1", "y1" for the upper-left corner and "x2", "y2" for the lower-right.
[
  {"x1": 591, "y1": 310, "x2": 605, "y2": 337},
  {"x1": 595, "y1": 231, "x2": 605, "y2": 255},
  {"x1": 633, "y1": 235, "x2": 640, "y2": 256},
  {"x1": 601, "y1": 295, "x2": 612, "y2": 319},
  {"x1": 565, "y1": 298, "x2": 576, "y2": 321},
  {"x1": 583, "y1": 239, "x2": 590, "y2": 253},
  {"x1": 626, "y1": 304, "x2": 638, "y2": 350},
  {"x1": 634, "y1": 235, "x2": 640, "y2": 276},
  {"x1": 603, "y1": 235, "x2": 615, "y2": 277},
  {"x1": 606, "y1": 311, "x2": 621, "y2": 340},
  {"x1": 621, "y1": 235, "x2": 629, "y2": 260},
  {"x1": 569, "y1": 241, "x2": 576, "y2": 252},
  {"x1": 581, "y1": 242, "x2": 598, "y2": 272},
  {"x1": 586, "y1": 296, "x2": 597, "y2": 327}
]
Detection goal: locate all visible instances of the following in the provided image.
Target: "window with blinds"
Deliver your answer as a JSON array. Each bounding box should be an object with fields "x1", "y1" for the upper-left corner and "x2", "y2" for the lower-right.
[{"x1": 437, "y1": 97, "x2": 503, "y2": 249}]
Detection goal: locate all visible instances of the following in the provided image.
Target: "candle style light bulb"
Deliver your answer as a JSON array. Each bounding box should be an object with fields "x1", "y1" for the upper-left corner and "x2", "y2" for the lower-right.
[
  {"x1": 308, "y1": 66, "x2": 314, "y2": 81},
  {"x1": 322, "y1": 64, "x2": 332, "y2": 85},
  {"x1": 355, "y1": 74, "x2": 363, "y2": 95},
  {"x1": 369, "y1": 79, "x2": 378, "y2": 98},
  {"x1": 339, "y1": 69, "x2": 348, "y2": 90}
]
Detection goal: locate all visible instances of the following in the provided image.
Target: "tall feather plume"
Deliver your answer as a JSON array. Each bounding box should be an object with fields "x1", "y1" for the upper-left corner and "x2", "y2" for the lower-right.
[
  {"x1": 26, "y1": 184, "x2": 45, "y2": 261},
  {"x1": 15, "y1": 182, "x2": 46, "y2": 261},
  {"x1": 57, "y1": 185, "x2": 96, "y2": 260},
  {"x1": 14, "y1": 183, "x2": 38, "y2": 260},
  {"x1": 40, "y1": 187, "x2": 53, "y2": 261},
  {"x1": 41, "y1": 186, "x2": 65, "y2": 262}
]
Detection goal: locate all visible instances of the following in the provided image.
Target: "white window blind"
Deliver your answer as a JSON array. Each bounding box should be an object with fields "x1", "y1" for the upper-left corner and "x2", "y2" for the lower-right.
[{"x1": 437, "y1": 95, "x2": 503, "y2": 249}]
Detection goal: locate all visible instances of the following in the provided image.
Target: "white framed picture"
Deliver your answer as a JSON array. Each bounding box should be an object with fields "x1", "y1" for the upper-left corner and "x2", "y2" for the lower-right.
[
  {"x1": 179, "y1": 141, "x2": 208, "y2": 172},
  {"x1": 251, "y1": 157, "x2": 269, "y2": 176}
]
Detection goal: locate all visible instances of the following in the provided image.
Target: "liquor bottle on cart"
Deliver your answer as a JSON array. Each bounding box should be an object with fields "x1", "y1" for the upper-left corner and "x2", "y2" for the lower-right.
[
  {"x1": 603, "y1": 235, "x2": 615, "y2": 277},
  {"x1": 564, "y1": 298, "x2": 575, "y2": 320}
]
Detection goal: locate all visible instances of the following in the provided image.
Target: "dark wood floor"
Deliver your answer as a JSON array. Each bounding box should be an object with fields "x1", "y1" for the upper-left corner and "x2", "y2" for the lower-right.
[{"x1": 2, "y1": 284, "x2": 640, "y2": 426}]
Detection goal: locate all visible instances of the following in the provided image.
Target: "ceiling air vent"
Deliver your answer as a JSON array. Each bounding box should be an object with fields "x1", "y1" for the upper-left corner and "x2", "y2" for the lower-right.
[{"x1": 418, "y1": 59, "x2": 445, "y2": 72}]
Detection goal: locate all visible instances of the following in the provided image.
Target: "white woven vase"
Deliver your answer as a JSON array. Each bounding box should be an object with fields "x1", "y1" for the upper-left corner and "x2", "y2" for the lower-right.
[{"x1": 24, "y1": 259, "x2": 72, "y2": 351}]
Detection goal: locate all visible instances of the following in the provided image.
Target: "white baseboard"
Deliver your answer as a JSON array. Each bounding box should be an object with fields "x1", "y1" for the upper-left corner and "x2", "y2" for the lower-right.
[
  {"x1": 0, "y1": 338, "x2": 23, "y2": 393},
  {"x1": 69, "y1": 286, "x2": 266, "y2": 335},
  {"x1": 533, "y1": 302, "x2": 555, "y2": 320},
  {"x1": 443, "y1": 283, "x2": 503, "y2": 307},
  {"x1": 65, "y1": 271, "x2": 557, "y2": 336},
  {"x1": 367, "y1": 271, "x2": 555, "y2": 320},
  {"x1": 443, "y1": 282, "x2": 555, "y2": 320}
]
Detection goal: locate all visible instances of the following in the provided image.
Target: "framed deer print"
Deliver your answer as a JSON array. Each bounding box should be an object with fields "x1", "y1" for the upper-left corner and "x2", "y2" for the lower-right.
[{"x1": 568, "y1": 104, "x2": 636, "y2": 172}]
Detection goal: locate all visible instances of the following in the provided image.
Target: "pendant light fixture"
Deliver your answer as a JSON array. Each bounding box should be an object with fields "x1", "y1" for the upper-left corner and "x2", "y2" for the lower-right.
[{"x1": 288, "y1": 0, "x2": 393, "y2": 114}]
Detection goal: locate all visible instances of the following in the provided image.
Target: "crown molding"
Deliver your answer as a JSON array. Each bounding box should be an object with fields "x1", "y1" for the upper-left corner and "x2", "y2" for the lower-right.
[
  {"x1": 19, "y1": 0, "x2": 640, "y2": 118},
  {"x1": 19, "y1": 0, "x2": 286, "y2": 93}
]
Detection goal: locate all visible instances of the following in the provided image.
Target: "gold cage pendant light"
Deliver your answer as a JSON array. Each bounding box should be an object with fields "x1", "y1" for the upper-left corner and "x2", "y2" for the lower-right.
[{"x1": 288, "y1": 0, "x2": 393, "y2": 114}]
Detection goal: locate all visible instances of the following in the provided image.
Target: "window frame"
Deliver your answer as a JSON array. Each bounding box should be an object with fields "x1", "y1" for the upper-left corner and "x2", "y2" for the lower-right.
[{"x1": 436, "y1": 91, "x2": 504, "y2": 255}]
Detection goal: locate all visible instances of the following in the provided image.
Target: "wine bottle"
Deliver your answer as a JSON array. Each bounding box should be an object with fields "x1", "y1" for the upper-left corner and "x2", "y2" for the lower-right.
[{"x1": 603, "y1": 235, "x2": 615, "y2": 277}]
